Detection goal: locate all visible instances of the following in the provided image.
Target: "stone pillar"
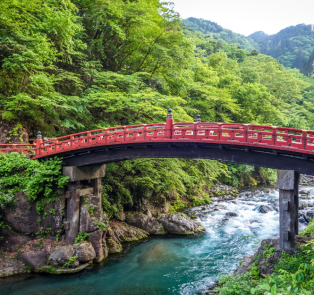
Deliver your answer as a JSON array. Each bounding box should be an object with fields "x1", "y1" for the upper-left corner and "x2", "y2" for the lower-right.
[
  {"x1": 65, "y1": 181, "x2": 80, "y2": 244},
  {"x1": 277, "y1": 170, "x2": 300, "y2": 250},
  {"x1": 63, "y1": 164, "x2": 106, "y2": 244}
]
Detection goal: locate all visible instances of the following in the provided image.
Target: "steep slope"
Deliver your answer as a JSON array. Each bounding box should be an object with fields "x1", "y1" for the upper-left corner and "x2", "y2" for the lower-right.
[
  {"x1": 301, "y1": 49, "x2": 314, "y2": 76},
  {"x1": 185, "y1": 18, "x2": 314, "y2": 70},
  {"x1": 249, "y1": 24, "x2": 314, "y2": 69},
  {"x1": 183, "y1": 17, "x2": 259, "y2": 51}
]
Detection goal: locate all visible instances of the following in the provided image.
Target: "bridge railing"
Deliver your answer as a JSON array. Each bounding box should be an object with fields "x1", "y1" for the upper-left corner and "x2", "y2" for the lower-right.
[
  {"x1": 2, "y1": 110, "x2": 314, "y2": 158},
  {"x1": 0, "y1": 144, "x2": 35, "y2": 155}
]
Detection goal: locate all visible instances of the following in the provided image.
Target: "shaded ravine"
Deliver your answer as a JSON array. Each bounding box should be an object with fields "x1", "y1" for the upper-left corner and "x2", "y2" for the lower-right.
[{"x1": 0, "y1": 186, "x2": 310, "y2": 295}]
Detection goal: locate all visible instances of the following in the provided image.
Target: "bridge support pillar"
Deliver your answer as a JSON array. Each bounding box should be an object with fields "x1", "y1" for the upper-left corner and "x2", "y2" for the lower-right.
[
  {"x1": 63, "y1": 164, "x2": 106, "y2": 244},
  {"x1": 277, "y1": 170, "x2": 299, "y2": 250}
]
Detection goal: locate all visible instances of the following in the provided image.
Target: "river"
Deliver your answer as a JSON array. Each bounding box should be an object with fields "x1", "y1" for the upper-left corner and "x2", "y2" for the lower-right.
[{"x1": 0, "y1": 186, "x2": 310, "y2": 295}]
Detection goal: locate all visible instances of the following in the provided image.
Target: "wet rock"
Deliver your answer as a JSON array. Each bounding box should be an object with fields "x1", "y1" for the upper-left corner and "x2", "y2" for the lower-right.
[
  {"x1": 306, "y1": 211, "x2": 314, "y2": 220},
  {"x1": 157, "y1": 212, "x2": 205, "y2": 235},
  {"x1": 70, "y1": 259, "x2": 80, "y2": 268},
  {"x1": 298, "y1": 213, "x2": 309, "y2": 224},
  {"x1": 110, "y1": 221, "x2": 149, "y2": 242},
  {"x1": 125, "y1": 212, "x2": 166, "y2": 235},
  {"x1": 17, "y1": 249, "x2": 49, "y2": 270},
  {"x1": 233, "y1": 254, "x2": 255, "y2": 276},
  {"x1": 257, "y1": 205, "x2": 273, "y2": 213},
  {"x1": 106, "y1": 237, "x2": 123, "y2": 253},
  {"x1": 0, "y1": 251, "x2": 30, "y2": 277},
  {"x1": 16, "y1": 239, "x2": 62, "y2": 270},
  {"x1": 75, "y1": 242, "x2": 96, "y2": 262},
  {"x1": 299, "y1": 190, "x2": 310, "y2": 194},
  {"x1": 88, "y1": 230, "x2": 104, "y2": 262},
  {"x1": 48, "y1": 246, "x2": 74, "y2": 267},
  {"x1": 226, "y1": 212, "x2": 239, "y2": 217}
]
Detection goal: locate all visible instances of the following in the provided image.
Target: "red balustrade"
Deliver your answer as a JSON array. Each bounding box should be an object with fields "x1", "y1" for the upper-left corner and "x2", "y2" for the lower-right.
[{"x1": 2, "y1": 111, "x2": 314, "y2": 159}]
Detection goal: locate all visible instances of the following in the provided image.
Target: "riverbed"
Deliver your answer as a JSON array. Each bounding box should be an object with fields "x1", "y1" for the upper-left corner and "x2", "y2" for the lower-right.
[{"x1": 0, "y1": 186, "x2": 310, "y2": 295}]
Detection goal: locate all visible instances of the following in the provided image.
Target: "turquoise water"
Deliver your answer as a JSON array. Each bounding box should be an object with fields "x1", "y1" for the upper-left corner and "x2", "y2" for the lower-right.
[{"x1": 0, "y1": 188, "x2": 290, "y2": 295}]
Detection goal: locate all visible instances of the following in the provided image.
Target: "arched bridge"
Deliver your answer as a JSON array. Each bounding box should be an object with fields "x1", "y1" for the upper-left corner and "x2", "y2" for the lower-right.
[
  {"x1": 1, "y1": 109, "x2": 310, "y2": 250},
  {"x1": 2, "y1": 109, "x2": 314, "y2": 175}
]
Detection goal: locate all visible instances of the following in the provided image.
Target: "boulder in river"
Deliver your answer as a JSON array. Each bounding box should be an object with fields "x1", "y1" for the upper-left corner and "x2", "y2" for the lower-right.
[
  {"x1": 48, "y1": 246, "x2": 74, "y2": 267},
  {"x1": 257, "y1": 205, "x2": 273, "y2": 213},
  {"x1": 157, "y1": 212, "x2": 205, "y2": 235},
  {"x1": 75, "y1": 242, "x2": 96, "y2": 262},
  {"x1": 110, "y1": 221, "x2": 149, "y2": 242},
  {"x1": 225, "y1": 212, "x2": 239, "y2": 217},
  {"x1": 125, "y1": 212, "x2": 167, "y2": 235}
]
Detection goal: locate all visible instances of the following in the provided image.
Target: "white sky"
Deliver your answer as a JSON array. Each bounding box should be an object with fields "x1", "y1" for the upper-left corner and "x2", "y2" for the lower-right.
[{"x1": 170, "y1": 0, "x2": 314, "y2": 36}]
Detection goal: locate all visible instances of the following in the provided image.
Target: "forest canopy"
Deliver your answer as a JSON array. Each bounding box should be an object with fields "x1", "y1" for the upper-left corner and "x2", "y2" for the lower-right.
[{"x1": 1, "y1": 0, "x2": 314, "y2": 214}]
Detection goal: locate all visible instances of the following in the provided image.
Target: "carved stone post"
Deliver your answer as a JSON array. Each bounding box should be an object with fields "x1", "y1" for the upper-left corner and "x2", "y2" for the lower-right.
[
  {"x1": 63, "y1": 164, "x2": 106, "y2": 244},
  {"x1": 65, "y1": 181, "x2": 80, "y2": 244},
  {"x1": 277, "y1": 170, "x2": 300, "y2": 250}
]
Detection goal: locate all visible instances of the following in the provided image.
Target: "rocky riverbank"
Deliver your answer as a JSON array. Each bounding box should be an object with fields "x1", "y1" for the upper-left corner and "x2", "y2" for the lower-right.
[{"x1": 0, "y1": 190, "x2": 205, "y2": 278}]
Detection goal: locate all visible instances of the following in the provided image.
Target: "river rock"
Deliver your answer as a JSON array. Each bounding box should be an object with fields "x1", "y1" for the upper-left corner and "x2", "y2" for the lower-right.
[
  {"x1": 298, "y1": 213, "x2": 309, "y2": 224},
  {"x1": 125, "y1": 212, "x2": 166, "y2": 235},
  {"x1": 16, "y1": 239, "x2": 62, "y2": 270},
  {"x1": 48, "y1": 246, "x2": 74, "y2": 267},
  {"x1": 226, "y1": 212, "x2": 239, "y2": 217},
  {"x1": 88, "y1": 230, "x2": 104, "y2": 262},
  {"x1": 157, "y1": 212, "x2": 205, "y2": 235},
  {"x1": 110, "y1": 221, "x2": 149, "y2": 242},
  {"x1": 299, "y1": 190, "x2": 310, "y2": 194},
  {"x1": 257, "y1": 205, "x2": 273, "y2": 213},
  {"x1": 0, "y1": 251, "x2": 30, "y2": 277},
  {"x1": 75, "y1": 242, "x2": 96, "y2": 262},
  {"x1": 106, "y1": 237, "x2": 123, "y2": 253}
]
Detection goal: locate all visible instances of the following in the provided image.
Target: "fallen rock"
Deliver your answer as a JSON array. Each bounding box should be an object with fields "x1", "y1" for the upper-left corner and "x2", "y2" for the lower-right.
[
  {"x1": 48, "y1": 246, "x2": 74, "y2": 267},
  {"x1": 257, "y1": 205, "x2": 273, "y2": 213},
  {"x1": 157, "y1": 212, "x2": 205, "y2": 235},
  {"x1": 125, "y1": 212, "x2": 166, "y2": 235},
  {"x1": 110, "y1": 221, "x2": 149, "y2": 242},
  {"x1": 75, "y1": 242, "x2": 96, "y2": 262},
  {"x1": 226, "y1": 212, "x2": 239, "y2": 217}
]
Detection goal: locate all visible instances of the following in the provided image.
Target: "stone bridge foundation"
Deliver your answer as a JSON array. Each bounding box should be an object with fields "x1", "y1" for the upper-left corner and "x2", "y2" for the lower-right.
[
  {"x1": 277, "y1": 170, "x2": 300, "y2": 250},
  {"x1": 63, "y1": 164, "x2": 106, "y2": 244}
]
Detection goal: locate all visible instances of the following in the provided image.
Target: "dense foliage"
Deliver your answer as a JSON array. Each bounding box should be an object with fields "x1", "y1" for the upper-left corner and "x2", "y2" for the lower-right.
[
  {"x1": 1, "y1": 0, "x2": 314, "y2": 214},
  {"x1": 185, "y1": 18, "x2": 314, "y2": 71},
  {"x1": 218, "y1": 220, "x2": 314, "y2": 294},
  {"x1": 0, "y1": 153, "x2": 68, "y2": 209},
  {"x1": 183, "y1": 18, "x2": 259, "y2": 51}
]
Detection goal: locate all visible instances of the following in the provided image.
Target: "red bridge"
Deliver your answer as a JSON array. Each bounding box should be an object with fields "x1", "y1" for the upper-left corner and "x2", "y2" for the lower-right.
[{"x1": 2, "y1": 109, "x2": 314, "y2": 175}]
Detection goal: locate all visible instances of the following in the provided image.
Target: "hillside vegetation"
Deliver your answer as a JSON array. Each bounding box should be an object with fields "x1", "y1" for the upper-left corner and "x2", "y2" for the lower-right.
[
  {"x1": 0, "y1": 0, "x2": 314, "y2": 214},
  {"x1": 184, "y1": 18, "x2": 314, "y2": 72}
]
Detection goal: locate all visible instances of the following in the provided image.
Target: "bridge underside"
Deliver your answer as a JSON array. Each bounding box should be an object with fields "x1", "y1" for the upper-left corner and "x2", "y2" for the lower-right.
[{"x1": 42, "y1": 142, "x2": 314, "y2": 175}]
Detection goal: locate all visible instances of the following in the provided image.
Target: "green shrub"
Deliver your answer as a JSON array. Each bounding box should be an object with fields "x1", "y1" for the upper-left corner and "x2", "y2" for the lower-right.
[{"x1": 0, "y1": 153, "x2": 68, "y2": 211}]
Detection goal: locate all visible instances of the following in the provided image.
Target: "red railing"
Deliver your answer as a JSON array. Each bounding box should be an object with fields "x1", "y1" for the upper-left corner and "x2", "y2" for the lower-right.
[{"x1": 2, "y1": 112, "x2": 314, "y2": 159}]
